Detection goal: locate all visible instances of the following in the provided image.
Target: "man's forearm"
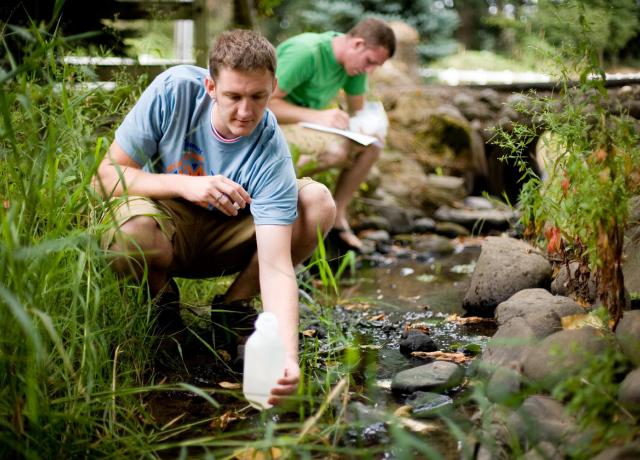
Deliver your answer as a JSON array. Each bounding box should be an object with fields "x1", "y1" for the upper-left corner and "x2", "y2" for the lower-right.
[
  {"x1": 94, "y1": 163, "x2": 186, "y2": 200},
  {"x1": 268, "y1": 98, "x2": 321, "y2": 125}
]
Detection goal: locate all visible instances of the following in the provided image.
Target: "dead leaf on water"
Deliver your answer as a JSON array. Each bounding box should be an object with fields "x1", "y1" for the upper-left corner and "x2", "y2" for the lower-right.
[
  {"x1": 446, "y1": 314, "x2": 495, "y2": 325},
  {"x1": 368, "y1": 313, "x2": 385, "y2": 321},
  {"x1": 210, "y1": 410, "x2": 246, "y2": 431},
  {"x1": 342, "y1": 302, "x2": 372, "y2": 311},
  {"x1": 218, "y1": 381, "x2": 241, "y2": 390},
  {"x1": 405, "y1": 322, "x2": 431, "y2": 334},
  {"x1": 394, "y1": 405, "x2": 412, "y2": 417},
  {"x1": 411, "y1": 351, "x2": 471, "y2": 363},
  {"x1": 561, "y1": 313, "x2": 606, "y2": 330}
]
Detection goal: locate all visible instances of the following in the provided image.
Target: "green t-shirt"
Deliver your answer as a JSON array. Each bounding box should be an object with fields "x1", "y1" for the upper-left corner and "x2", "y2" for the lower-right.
[{"x1": 276, "y1": 31, "x2": 368, "y2": 109}]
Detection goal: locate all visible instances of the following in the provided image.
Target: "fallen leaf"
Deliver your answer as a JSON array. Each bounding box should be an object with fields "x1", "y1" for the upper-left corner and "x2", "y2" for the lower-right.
[
  {"x1": 342, "y1": 302, "x2": 371, "y2": 311},
  {"x1": 446, "y1": 314, "x2": 495, "y2": 325},
  {"x1": 368, "y1": 313, "x2": 385, "y2": 321},
  {"x1": 405, "y1": 322, "x2": 431, "y2": 334},
  {"x1": 218, "y1": 381, "x2": 241, "y2": 390},
  {"x1": 561, "y1": 313, "x2": 606, "y2": 330},
  {"x1": 217, "y1": 349, "x2": 232, "y2": 362},
  {"x1": 210, "y1": 410, "x2": 246, "y2": 431},
  {"x1": 396, "y1": 416, "x2": 440, "y2": 434},
  {"x1": 233, "y1": 447, "x2": 283, "y2": 460},
  {"x1": 302, "y1": 329, "x2": 317, "y2": 338},
  {"x1": 411, "y1": 351, "x2": 471, "y2": 363},
  {"x1": 394, "y1": 405, "x2": 412, "y2": 417}
]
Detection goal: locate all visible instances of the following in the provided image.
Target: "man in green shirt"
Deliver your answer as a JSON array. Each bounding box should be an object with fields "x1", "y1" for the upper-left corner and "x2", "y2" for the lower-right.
[{"x1": 269, "y1": 18, "x2": 395, "y2": 251}]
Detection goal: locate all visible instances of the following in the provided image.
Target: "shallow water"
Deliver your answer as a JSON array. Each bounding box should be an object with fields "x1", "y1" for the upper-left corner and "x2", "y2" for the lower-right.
[{"x1": 150, "y1": 236, "x2": 494, "y2": 458}]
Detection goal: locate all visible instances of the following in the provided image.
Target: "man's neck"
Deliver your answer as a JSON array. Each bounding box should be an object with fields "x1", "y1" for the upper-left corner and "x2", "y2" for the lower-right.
[
  {"x1": 210, "y1": 104, "x2": 241, "y2": 143},
  {"x1": 332, "y1": 35, "x2": 347, "y2": 67}
]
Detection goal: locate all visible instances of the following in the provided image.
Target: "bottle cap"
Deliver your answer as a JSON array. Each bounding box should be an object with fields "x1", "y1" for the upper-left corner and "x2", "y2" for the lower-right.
[{"x1": 255, "y1": 311, "x2": 279, "y2": 332}]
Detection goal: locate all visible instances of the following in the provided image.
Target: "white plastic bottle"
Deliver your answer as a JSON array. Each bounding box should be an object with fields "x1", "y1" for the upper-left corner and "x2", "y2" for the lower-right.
[{"x1": 242, "y1": 312, "x2": 286, "y2": 410}]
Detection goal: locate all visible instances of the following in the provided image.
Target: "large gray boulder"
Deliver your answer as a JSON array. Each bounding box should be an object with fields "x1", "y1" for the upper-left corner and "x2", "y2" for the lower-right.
[
  {"x1": 463, "y1": 237, "x2": 552, "y2": 316},
  {"x1": 622, "y1": 195, "x2": 640, "y2": 294},
  {"x1": 522, "y1": 327, "x2": 611, "y2": 388},
  {"x1": 618, "y1": 368, "x2": 640, "y2": 415},
  {"x1": 480, "y1": 317, "x2": 537, "y2": 372},
  {"x1": 495, "y1": 288, "x2": 585, "y2": 338},
  {"x1": 391, "y1": 361, "x2": 464, "y2": 394},
  {"x1": 616, "y1": 310, "x2": 640, "y2": 367},
  {"x1": 510, "y1": 395, "x2": 579, "y2": 446}
]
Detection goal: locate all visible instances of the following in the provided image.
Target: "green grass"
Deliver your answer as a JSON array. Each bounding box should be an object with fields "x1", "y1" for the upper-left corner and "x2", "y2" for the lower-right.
[{"x1": 0, "y1": 25, "x2": 455, "y2": 459}]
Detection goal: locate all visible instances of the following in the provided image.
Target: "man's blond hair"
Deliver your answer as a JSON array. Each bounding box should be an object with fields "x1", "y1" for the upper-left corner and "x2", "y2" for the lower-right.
[{"x1": 209, "y1": 29, "x2": 277, "y2": 79}]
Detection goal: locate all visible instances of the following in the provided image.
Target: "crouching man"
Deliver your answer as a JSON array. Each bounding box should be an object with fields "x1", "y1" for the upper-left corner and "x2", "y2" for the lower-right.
[{"x1": 93, "y1": 29, "x2": 336, "y2": 405}]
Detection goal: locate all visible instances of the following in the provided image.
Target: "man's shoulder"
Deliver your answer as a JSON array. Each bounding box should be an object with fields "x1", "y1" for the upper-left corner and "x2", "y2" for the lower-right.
[
  {"x1": 279, "y1": 31, "x2": 336, "y2": 50},
  {"x1": 151, "y1": 65, "x2": 208, "y2": 91}
]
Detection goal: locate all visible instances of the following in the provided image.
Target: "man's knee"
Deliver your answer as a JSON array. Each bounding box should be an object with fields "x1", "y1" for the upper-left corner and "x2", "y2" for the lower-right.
[
  {"x1": 298, "y1": 182, "x2": 336, "y2": 234},
  {"x1": 109, "y1": 215, "x2": 173, "y2": 272}
]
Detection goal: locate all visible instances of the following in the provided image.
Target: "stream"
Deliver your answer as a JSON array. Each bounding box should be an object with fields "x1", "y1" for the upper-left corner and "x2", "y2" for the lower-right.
[{"x1": 149, "y1": 234, "x2": 496, "y2": 458}]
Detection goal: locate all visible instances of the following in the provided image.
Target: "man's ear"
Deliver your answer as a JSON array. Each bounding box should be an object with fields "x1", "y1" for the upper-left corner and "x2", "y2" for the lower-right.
[
  {"x1": 351, "y1": 37, "x2": 366, "y2": 51},
  {"x1": 204, "y1": 77, "x2": 216, "y2": 98}
]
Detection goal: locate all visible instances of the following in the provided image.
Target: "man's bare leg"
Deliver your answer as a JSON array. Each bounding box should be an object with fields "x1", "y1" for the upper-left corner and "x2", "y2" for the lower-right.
[
  {"x1": 109, "y1": 216, "x2": 174, "y2": 296},
  {"x1": 332, "y1": 143, "x2": 381, "y2": 249},
  {"x1": 223, "y1": 182, "x2": 336, "y2": 302}
]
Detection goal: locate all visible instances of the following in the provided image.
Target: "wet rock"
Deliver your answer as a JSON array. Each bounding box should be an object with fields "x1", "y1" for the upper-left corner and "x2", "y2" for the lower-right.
[
  {"x1": 618, "y1": 368, "x2": 640, "y2": 415},
  {"x1": 357, "y1": 215, "x2": 391, "y2": 232},
  {"x1": 434, "y1": 221, "x2": 470, "y2": 238},
  {"x1": 410, "y1": 234, "x2": 454, "y2": 255},
  {"x1": 423, "y1": 174, "x2": 467, "y2": 208},
  {"x1": 510, "y1": 395, "x2": 578, "y2": 446},
  {"x1": 615, "y1": 310, "x2": 640, "y2": 366},
  {"x1": 453, "y1": 91, "x2": 493, "y2": 121},
  {"x1": 495, "y1": 288, "x2": 584, "y2": 338},
  {"x1": 480, "y1": 317, "x2": 537, "y2": 372},
  {"x1": 405, "y1": 391, "x2": 453, "y2": 418},
  {"x1": 391, "y1": 360, "x2": 464, "y2": 394},
  {"x1": 360, "y1": 229, "x2": 390, "y2": 243},
  {"x1": 463, "y1": 236, "x2": 552, "y2": 317},
  {"x1": 412, "y1": 216, "x2": 436, "y2": 233},
  {"x1": 487, "y1": 365, "x2": 522, "y2": 405},
  {"x1": 434, "y1": 205, "x2": 515, "y2": 231},
  {"x1": 463, "y1": 196, "x2": 494, "y2": 210},
  {"x1": 550, "y1": 261, "x2": 597, "y2": 302},
  {"x1": 522, "y1": 327, "x2": 611, "y2": 388},
  {"x1": 399, "y1": 332, "x2": 437, "y2": 355},
  {"x1": 479, "y1": 88, "x2": 502, "y2": 111},
  {"x1": 359, "y1": 197, "x2": 416, "y2": 235},
  {"x1": 591, "y1": 443, "x2": 640, "y2": 460}
]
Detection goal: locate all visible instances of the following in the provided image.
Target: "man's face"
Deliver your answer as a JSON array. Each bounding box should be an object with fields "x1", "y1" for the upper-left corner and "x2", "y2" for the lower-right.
[
  {"x1": 206, "y1": 67, "x2": 276, "y2": 138},
  {"x1": 343, "y1": 39, "x2": 390, "y2": 76}
]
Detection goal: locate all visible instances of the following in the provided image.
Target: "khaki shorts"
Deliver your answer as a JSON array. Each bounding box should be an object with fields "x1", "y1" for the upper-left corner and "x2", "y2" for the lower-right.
[
  {"x1": 281, "y1": 124, "x2": 357, "y2": 172},
  {"x1": 101, "y1": 177, "x2": 316, "y2": 279}
]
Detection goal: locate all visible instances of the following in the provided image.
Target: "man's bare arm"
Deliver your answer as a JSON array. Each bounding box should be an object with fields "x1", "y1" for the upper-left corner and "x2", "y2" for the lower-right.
[
  {"x1": 255, "y1": 224, "x2": 301, "y2": 401},
  {"x1": 346, "y1": 94, "x2": 364, "y2": 114},
  {"x1": 269, "y1": 85, "x2": 350, "y2": 130},
  {"x1": 93, "y1": 141, "x2": 251, "y2": 215}
]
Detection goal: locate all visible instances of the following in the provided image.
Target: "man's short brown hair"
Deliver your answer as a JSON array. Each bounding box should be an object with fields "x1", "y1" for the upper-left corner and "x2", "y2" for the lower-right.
[
  {"x1": 208, "y1": 29, "x2": 277, "y2": 80},
  {"x1": 347, "y1": 18, "x2": 396, "y2": 58}
]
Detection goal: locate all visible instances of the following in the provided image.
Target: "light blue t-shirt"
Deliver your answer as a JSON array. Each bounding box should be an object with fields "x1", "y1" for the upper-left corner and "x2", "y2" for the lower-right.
[{"x1": 115, "y1": 65, "x2": 297, "y2": 225}]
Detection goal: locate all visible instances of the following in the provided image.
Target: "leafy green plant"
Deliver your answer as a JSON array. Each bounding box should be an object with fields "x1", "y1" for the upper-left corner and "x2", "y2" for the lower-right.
[{"x1": 493, "y1": 6, "x2": 640, "y2": 328}]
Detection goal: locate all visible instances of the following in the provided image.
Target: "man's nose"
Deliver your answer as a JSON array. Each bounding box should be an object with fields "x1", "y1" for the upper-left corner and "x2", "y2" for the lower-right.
[{"x1": 237, "y1": 98, "x2": 252, "y2": 116}]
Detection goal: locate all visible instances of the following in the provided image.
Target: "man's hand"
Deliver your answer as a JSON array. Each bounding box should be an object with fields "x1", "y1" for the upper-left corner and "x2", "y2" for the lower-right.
[
  {"x1": 317, "y1": 108, "x2": 350, "y2": 130},
  {"x1": 267, "y1": 355, "x2": 300, "y2": 406},
  {"x1": 181, "y1": 175, "x2": 251, "y2": 216}
]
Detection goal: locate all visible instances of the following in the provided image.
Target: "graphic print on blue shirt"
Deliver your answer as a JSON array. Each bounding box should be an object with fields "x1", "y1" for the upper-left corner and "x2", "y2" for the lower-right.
[{"x1": 167, "y1": 141, "x2": 206, "y2": 176}]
